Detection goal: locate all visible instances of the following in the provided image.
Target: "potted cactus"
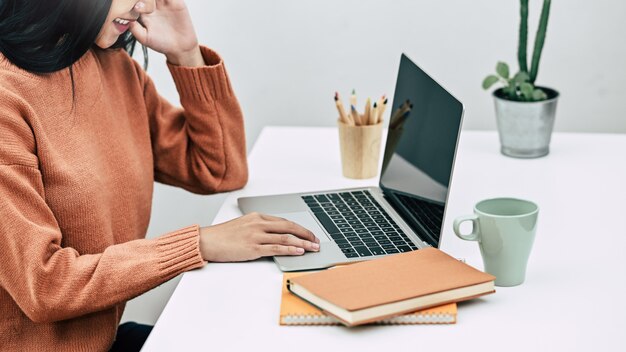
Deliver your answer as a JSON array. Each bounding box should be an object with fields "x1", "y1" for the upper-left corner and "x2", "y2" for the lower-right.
[{"x1": 482, "y1": 0, "x2": 558, "y2": 158}]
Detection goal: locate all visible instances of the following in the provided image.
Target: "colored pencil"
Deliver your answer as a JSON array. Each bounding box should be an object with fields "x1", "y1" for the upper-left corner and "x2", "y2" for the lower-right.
[
  {"x1": 377, "y1": 96, "x2": 387, "y2": 123},
  {"x1": 371, "y1": 102, "x2": 379, "y2": 125},
  {"x1": 334, "y1": 92, "x2": 353, "y2": 125},
  {"x1": 364, "y1": 97, "x2": 372, "y2": 125},
  {"x1": 351, "y1": 105, "x2": 362, "y2": 126}
]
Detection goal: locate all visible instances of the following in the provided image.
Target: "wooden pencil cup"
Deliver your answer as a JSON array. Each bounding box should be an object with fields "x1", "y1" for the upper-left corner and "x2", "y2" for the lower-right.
[{"x1": 337, "y1": 119, "x2": 383, "y2": 179}]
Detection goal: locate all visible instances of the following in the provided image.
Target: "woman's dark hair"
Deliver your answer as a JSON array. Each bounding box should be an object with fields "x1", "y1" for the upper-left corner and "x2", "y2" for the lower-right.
[{"x1": 0, "y1": 0, "x2": 144, "y2": 74}]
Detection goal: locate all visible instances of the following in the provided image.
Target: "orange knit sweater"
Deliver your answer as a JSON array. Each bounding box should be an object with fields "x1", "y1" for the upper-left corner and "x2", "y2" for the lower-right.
[{"x1": 0, "y1": 46, "x2": 248, "y2": 351}]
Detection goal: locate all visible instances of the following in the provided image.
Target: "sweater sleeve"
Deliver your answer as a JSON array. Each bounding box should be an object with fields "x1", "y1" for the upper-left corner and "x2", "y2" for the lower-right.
[
  {"x1": 0, "y1": 100, "x2": 206, "y2": 324},
  {"x1": 141, "y1": 46, "x2": 248, "y2": 194}
]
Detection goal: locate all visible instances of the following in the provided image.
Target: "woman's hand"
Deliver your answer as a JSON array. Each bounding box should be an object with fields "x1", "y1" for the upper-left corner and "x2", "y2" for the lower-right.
[
  {"x1": 199, "y1": 213, "x2": 321, "y2": 262},
  {"x1": 130, "y1": 0, "x2": 204, "y2": 67}
]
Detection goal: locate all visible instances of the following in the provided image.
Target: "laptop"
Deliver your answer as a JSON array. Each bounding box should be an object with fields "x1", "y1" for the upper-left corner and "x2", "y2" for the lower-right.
[{"x1": 238, "y1": 54, "x2": 464, "y2": 271}]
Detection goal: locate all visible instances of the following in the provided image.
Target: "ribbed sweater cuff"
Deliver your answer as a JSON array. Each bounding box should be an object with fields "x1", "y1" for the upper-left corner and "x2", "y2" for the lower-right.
[
  {"x1": 167, "y1": 46, "x2": 234, "y2": 102},
  {"x1": 155, "y1": 225, "x2": 205, "y2": 279}
]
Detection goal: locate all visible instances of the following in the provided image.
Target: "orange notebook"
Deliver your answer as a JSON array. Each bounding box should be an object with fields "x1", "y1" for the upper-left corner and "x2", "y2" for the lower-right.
[
  {"x1": 280, "y1": 272, "x2": 456, "y2": 325},
  {"x1": 287, "y1": 248, "x2": 495, "y2": 326}
]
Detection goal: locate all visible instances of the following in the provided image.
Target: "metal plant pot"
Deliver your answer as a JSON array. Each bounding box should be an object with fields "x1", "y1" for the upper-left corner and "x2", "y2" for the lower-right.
[{"x1": 493, "y1": 87, "x2": 559, "y2": 158}]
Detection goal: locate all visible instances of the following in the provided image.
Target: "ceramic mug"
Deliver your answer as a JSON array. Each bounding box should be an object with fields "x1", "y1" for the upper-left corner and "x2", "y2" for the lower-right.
[{"x1": 453, "y1": 198, "x2": 539, "y2": 287}]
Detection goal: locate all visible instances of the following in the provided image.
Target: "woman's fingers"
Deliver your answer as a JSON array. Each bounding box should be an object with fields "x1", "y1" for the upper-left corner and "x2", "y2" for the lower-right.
[
  {"x1": 258, "y1": 215, "x2": 320, "y2": 244},
  {"x1": 257, "y1": 244, "x2": 305, "y2": 257},
  {"x1": 129, "y1": 21, "x2": 149, "y2": 45},
  {"x1": 258, "y1": 213, "x2": 292, "y2": 223},
  {"x1": 258, "y1": 233, "x2": 320, "y2": 252}
]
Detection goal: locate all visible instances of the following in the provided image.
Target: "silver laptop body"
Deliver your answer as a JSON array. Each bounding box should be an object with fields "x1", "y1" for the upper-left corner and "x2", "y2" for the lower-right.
[{"x1": 238, "y1": 54, "x2": 464, "y2": 271}]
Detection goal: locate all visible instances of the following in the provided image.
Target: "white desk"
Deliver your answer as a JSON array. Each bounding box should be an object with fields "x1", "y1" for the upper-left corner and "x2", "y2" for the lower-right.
[{"x1": 143, "y1": 127, "x2": 626, "y2": 352}]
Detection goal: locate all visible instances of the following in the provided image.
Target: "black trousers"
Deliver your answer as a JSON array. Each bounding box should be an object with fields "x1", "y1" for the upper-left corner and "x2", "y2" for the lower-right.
[{"x1": 109, "y1": 322, "x2": 153, "y2": 352}]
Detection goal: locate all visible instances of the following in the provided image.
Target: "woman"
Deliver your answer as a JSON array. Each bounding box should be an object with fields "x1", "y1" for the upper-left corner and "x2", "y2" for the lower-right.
[{"x1": 0, "y1": 0, "x2": 320, "y2": 351}]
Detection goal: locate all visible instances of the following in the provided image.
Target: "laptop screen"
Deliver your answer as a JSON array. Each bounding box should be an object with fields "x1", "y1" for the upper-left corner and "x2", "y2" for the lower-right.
[{"x1": 379, "y1": 54, "x2": 464, "y2": 247}]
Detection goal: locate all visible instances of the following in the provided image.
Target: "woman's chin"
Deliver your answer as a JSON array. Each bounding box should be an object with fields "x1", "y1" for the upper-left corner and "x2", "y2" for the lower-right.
[{"x1": 94, "y1": 34, "x2": 120, "y2": 49}]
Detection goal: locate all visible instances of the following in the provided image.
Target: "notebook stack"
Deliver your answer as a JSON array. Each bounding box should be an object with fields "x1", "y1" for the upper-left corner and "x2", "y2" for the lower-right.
[
  {"x1": 280, "y1": 272, "x2": 457, "y2": 325},
  {"x1": 280, "y1": 248, "x2": 495, "y2": 327}
]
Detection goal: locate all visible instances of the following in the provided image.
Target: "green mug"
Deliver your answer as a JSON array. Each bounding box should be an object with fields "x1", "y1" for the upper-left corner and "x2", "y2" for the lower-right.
[{"x1": 453, "y1": 198, "x2": 539, "y2": 287}]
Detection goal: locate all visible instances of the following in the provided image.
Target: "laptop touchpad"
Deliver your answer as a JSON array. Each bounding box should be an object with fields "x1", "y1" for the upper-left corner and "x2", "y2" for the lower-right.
[{"x1": 272, "y1": 212, "x2": 331, "y2": 242}]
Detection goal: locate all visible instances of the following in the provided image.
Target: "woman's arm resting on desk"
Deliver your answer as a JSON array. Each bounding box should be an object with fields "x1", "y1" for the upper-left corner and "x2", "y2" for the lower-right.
[{"x1": 199, "y1": 213, "x2": 321, "y2": 262}]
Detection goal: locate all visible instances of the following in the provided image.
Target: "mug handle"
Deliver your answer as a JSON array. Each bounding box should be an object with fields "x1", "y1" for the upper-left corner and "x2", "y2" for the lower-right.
[{"x1": 453, "y1": 215, "x2": 481, "y2": 241}]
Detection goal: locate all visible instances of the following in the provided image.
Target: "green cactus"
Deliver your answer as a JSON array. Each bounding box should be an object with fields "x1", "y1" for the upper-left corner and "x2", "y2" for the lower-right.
[
  {"x1": 482, "y1": 0, "x2": 552, "y2": 102},
  {"x1": 530, "y1": 0, "x2": 551, "y2": 83},
  {"x1": 518, "y1": 0, "x2": 529, "y2": 73}
]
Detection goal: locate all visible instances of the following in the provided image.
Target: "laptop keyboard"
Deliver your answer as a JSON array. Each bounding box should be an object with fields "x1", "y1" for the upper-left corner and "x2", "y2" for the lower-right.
[
  {"x1": 302, "y1": 190, "x2": 417, "y2": 258},
  {"x1": 394, "y1": 193, "x2": 444, "y2": 239}
]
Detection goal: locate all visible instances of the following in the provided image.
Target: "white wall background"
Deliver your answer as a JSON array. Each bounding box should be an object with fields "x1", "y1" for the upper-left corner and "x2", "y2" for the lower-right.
[{"x1": 122, "y1": 0, "x2": 626, "y2": 325}]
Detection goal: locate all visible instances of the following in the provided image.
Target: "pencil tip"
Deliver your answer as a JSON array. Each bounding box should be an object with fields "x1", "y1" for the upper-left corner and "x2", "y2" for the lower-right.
[
  {"x1": 352, "y1": 89, "x2": 356, "y2": 94},
  {"x1": 373, "y1": 102, "x2": 377, "y2": 108},
  {"x1": 383, "y1": 98, "x2": 388, "y2": 104}
]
